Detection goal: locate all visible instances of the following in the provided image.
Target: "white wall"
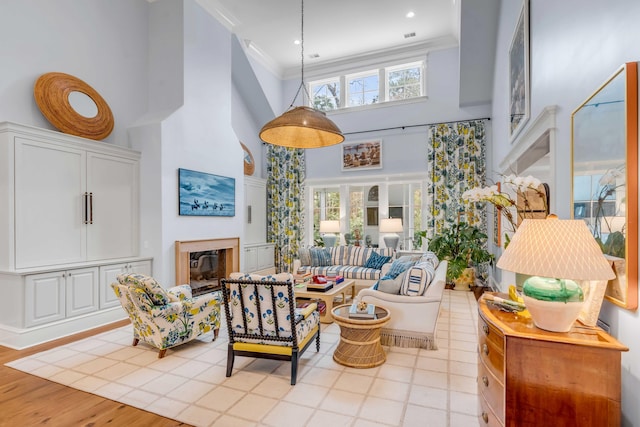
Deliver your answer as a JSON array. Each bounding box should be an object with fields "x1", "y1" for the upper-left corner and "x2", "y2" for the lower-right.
[
  {"x1": 0, "y1": 0, "x2": 149, "y2": 146},
  {"x1": 131, "y1": 0, "x2": 243, "y2": 283},
  {"x1": 491, "y1": 1, "x2": 640, "y2": 424}
]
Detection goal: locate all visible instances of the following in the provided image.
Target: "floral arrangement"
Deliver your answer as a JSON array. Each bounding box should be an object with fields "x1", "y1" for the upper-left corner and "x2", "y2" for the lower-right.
[{"x1": 462, "y1": 174, "x2": 548, "y2": 245}]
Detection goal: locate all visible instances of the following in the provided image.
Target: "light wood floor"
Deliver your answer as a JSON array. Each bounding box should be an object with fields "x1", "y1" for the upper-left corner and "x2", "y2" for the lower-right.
[{"x1": 0, "y1": 320, "x2": 190, "y2": 426}]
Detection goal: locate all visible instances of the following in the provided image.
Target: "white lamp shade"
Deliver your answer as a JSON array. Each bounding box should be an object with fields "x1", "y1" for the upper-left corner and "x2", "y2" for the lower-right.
[
  {"x1": 380, "y1": 218, "x2": 403, "y2": 233},
  {"x1": 496, "y1": 216, "x2": 615, "y2": 281},
  {"x1": 319, "y1": 220, "x2": 340, "y2": 233}
]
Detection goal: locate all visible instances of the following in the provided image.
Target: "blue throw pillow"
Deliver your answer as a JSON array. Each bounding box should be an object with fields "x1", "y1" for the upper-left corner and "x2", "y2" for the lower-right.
[
  {"x1": 386, "y1": 258, "x2": 417, "y2": 279},
  {"x1": 364, "y1": 252, "x2": 391, "y2": 269},
  {"x1": 309, "y1": 247, "x2": 332, "y2": 266}
]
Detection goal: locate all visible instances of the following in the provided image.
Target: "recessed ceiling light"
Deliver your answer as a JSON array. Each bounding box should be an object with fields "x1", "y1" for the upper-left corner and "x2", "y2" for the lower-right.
[
  {"x1": 294, "y1": 39, "x2": 301, "y2": 45},
  {"x1": 406, "y1": 11, "x2": 415, "y2": 18}
]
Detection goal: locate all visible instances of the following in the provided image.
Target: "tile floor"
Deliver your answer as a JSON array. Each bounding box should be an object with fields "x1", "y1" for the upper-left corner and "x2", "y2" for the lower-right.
[{"x1": 7, "y1": 289, "x2": 479, "y2": 427}]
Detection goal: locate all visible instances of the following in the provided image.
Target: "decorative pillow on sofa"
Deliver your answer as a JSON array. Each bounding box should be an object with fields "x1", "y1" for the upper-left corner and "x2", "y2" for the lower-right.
[
  {"x1": 364, "y1": 251, "x2": 391, "y2": 269},
  {"x1": 376, "y1": 271, "x2": 407, "y2": 294},
  {"x1": 309, "y1": 247, "x2": 332, "y2": 266},
  {"x1": 385, "y1": 257, "x2": 417, "y2": 279},
  {"x1": 400, "y1": 262, "x2": 436, "y2": 296},
  {"x1": 419, "y1": 251, "x2": 440, "y2": 269},
  {"x1": 298, "y1": 247, "x2": 312, "y2": 266}
]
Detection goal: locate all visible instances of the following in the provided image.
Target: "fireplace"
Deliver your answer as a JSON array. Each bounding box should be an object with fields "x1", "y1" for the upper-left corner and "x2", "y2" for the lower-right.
[{"x1": 175, "y1": 238, "x2": 240, "y2": 296}]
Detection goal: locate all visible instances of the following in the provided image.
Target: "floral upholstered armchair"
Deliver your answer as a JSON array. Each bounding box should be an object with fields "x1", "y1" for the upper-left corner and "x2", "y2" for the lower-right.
[
  {"x1": 111, "y1": 273, "x2": 221, "y2": 358},
  {"x1": 221, "y1": 273, "x2": 321, "y2": 385}
]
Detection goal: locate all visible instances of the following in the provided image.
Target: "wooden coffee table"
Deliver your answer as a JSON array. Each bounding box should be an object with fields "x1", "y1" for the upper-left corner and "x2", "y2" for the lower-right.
[
  {"x1": 331, "y1": 304, "x2": 390, "y2": 368},
  {"x1": 294, "y1": 279, "x2": 355, "y2": 324}
]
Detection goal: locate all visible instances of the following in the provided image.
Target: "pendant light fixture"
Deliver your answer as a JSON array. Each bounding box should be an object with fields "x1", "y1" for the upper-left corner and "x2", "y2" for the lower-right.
[{"x1": 259, "y1": 0, "x2": 344, "y2": 149}]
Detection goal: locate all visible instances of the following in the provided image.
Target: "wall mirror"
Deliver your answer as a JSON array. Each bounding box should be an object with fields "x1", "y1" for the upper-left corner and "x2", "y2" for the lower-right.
[{"x1": 571, "y1": 62, "x2": 638, "y2": 310}]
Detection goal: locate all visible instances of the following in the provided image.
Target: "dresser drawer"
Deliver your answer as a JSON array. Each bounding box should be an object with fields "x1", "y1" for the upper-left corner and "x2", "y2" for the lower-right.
[
  {"x1": 479, "y1": 314, "x2": 503, "y2": 350},
  {"x1": 479, "y1": 316, "x2": 504, "y2": 378},
  {"x1": 479, "y1": 394, "x2": 503, "y2": 427},
  {"x1": 478, "y1": 358, "x2": 504, "y2": 421}
]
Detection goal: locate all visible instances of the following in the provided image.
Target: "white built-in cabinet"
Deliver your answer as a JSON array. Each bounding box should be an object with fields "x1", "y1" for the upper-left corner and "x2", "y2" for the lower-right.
[
  {"x1": 243, "y1": 177, "x2": 275, "y2": 274},
  {"x1": 244, "y1": 243, "x2": 275, "y2": 275},
  {"x1": 12, "y1": 133, "x2": 138, "y2": 269},
  {"x1": 244, "y1": 177, "x2": 267, "y2": 245},
  {"x1": 25, "y1": 267, "x2": 98, "y2": 327},
  {"x1": 0, "y1": 122, "x2": 150, "y2": 349},
  {"x1": 99, "y1": 260, "x2": 152, "y2": 309}
]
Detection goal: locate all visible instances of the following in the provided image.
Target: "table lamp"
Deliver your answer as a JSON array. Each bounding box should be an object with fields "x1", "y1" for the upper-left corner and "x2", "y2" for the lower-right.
[
  {"x1": 319, "y1": 220, "x2": 340, "y2": 247},
  {"x1": 380, "y1": 218, "x2": 403, "y2": 249},
  {"x1": 496, "y1": 215, "x2": 615, "y2": 332}
]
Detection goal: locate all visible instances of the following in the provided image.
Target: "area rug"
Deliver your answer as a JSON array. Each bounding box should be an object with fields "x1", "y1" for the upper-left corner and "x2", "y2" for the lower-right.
[
  {"x1": 6, "y1": 290, "x2": 481, "y2": 427},
  {"x1": 6, "y1": 325, "x2": 337, "y2": 427}
]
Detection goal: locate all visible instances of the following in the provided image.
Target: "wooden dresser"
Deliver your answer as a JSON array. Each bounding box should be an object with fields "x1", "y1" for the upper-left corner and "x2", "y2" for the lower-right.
[{"x1": 478, "y1": 295, "x2": 628, "y2": 427}]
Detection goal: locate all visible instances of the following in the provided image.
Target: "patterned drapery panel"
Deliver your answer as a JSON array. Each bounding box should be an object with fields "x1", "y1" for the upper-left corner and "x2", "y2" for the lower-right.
[
  {"x1": 266, "y1": 145, "x2": 306, "y2": 273},
  {"x1": 426, "y1": 120, "x2": 487, "y2": 239}
]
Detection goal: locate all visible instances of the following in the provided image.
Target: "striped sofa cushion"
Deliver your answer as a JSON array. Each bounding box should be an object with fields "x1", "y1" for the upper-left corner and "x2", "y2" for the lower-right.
[
  {"x1": 329, "y1": 246, "x2": 349, "y2": 266},
  {"x1": 297, "y1": 265, "x2": 383, "y2": 281}
]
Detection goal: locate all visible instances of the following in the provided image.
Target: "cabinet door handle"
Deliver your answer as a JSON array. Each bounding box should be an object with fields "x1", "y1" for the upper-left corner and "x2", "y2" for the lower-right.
[
  {"x1": 482, "y1": 324, "x2": 489, "y2": 335},
  {"x1": 482, "y1": 375, "x2": 489, "y2": 387},
  {"x1": 83, "y1": 192, "x2": 89, "y2": 224},
  {"x1": 482, "y1": 412, "x2": 489, "y2": 423},
  {"x1": 89, "y1": 192, "x2": 93, "y2": 224},
  {"x1": 247, "y1": 205, "x2": 252, "y2": 224},
  {"x1": 482, "y1": 343, "x2": 489, "y2": 356}
]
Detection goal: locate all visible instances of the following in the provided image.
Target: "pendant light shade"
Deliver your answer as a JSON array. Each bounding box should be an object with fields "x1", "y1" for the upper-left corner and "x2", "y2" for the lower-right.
[
  {"x1": 259, "y1": 0, "x2": 344, "y2": 149},
  {"x1": 259, "y1": 106, "x2": 344, "y2": 149}
]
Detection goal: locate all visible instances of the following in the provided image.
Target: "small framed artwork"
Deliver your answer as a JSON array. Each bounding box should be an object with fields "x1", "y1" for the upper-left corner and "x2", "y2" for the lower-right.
[
  {"x1": 509, "y1": 0, "x2": 530, "y2": 142},
  {"x1": 342, "y1": 139, "x2": 382, "y2": 171},
  {"x1": 178, "y1": 168, "x2": 235, "y2": 217}
]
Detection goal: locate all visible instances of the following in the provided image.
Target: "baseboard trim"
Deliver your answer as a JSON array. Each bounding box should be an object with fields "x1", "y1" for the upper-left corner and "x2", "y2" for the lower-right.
[{"x1": 0, "y1": 308, "x2": 127, "y2": 350}]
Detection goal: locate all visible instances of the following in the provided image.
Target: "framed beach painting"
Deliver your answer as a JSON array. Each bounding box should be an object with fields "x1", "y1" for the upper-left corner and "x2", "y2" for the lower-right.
[
  {"x1": 178, "y1": 168, "x2": 235, "y2": 217},
  {"x1": 342, "y1": 139, "x2": 382, "y2": 171},
  {"x1": 509, "y1": 0, "x2": 530, "y2": 142}
]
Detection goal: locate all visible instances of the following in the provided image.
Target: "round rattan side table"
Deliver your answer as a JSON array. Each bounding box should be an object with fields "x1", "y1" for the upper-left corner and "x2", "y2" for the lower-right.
[{"x1": 331, "y1": 304, "x2": 390, "y2": 368}]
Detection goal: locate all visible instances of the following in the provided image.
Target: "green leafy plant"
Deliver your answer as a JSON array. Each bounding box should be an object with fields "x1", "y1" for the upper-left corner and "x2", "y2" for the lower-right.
[{"x1": 427, "y1": 222, "x2": 494, "y2": 283}]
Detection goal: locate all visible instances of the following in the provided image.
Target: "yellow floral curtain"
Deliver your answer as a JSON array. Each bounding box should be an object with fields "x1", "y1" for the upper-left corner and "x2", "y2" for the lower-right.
[
  {"x1": 426, "y1": 120, "x2": 487, "y2": 239},
  {"x1": 266, "y1": 145, "x2": 306, "y2": 273}
]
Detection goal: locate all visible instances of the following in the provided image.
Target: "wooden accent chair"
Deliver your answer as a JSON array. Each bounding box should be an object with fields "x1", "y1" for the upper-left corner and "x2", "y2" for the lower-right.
[
  {"x1": 221, "y1": 273, "x2": 321, "y2": 385},
  {"x1": 111, "y1": 273, "x2": 221, "y2": 358}
]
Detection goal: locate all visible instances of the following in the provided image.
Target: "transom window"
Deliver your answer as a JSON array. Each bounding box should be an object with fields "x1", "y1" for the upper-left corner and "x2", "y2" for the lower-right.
[
  {"x1": 387, "y1": 62, "x2": 423, "y2": 101},
  {"x1": 347, "y1": 71, "x2": 379, "y2": 107},
  {"x1": 310, "y1": 78, "x2": 341, "y2": 111},
  {"x1": 309, "y1": 60, "x2": 425, "y2": 112}
]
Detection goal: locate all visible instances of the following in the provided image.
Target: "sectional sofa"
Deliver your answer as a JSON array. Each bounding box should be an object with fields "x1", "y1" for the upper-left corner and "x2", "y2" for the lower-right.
[{"x1": 294, "y1": 245, "x2": 396, "y2": 292}]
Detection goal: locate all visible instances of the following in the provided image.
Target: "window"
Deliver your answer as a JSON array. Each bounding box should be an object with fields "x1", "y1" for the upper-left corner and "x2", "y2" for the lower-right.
[
  {"x1": 347, "y1": 71, "x2": 379, "y2": 107},
  {"x1": 313, "y1": 189, "x2": 340, "y2": 243},
  {"x1": 349, "y1": 188, "x2": 364, "y2": 244},
  {"x1": 309, "y1": 181, "x2": 424, "y2": 249},
  {"x1": 387, "y1": 62, "x2": 423, "y2": 101},
  {"x1": 308, "y1": 60, "x2": 425, "y2": 111},
  {"x1": 310, "y1": 79, "x2": 341, "y2": 111}
]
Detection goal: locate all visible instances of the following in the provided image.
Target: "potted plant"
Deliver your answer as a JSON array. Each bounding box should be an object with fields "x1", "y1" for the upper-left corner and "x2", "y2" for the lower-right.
[{"x1": 427, "y1": 222, "x2": 494, "y2": 289}]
